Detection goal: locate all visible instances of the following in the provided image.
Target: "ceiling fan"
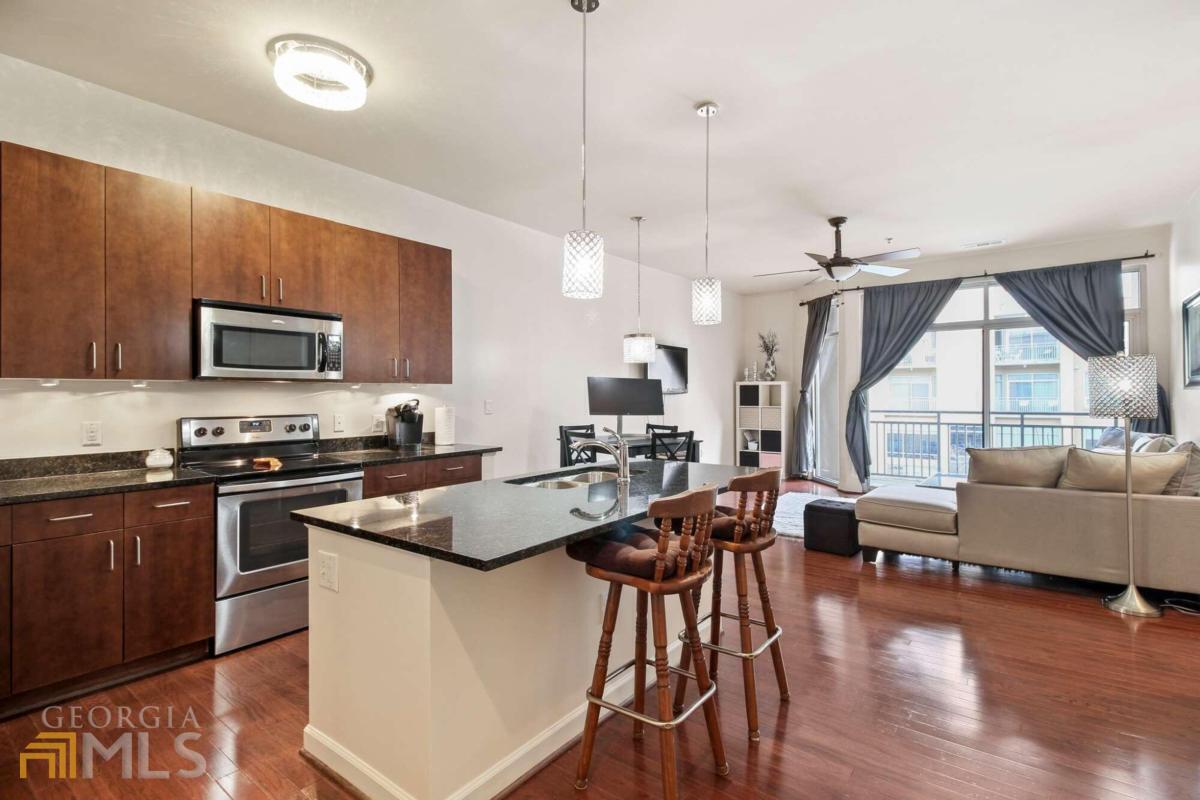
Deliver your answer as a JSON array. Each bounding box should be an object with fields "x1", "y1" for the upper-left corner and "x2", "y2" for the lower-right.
[{"x1": 756, "y1": 216, "x2": 921, "y2": 283}]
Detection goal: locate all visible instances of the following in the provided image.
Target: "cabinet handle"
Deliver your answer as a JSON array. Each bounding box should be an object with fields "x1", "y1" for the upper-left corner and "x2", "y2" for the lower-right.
[
  {"x1": 116, "y1": 342, "x2": 123, "y2": 372},
  {"x1": 90, "y1": 341, "x2": 97, "y2": 372},
  {"x1": 108, "y1": 539, "x2": 115, "y2": 572},
  {"x1": 404, "y1": 358, "x2": 411, "y2": 380},
  {"x1": 261, "y1": 274, "x2": 267, "y2": 300},
  {"x1": 277, "y1": 277, "x2": 284, "y2": 302},
  {"x1": 385, "y1": 473, "x2": 408, "y2": 479},
  {"x1": 392, "y1": 358, "x2": 399, "y2": 378},
  {"x1": 152, "y1": 500, "x2": 191, "y2": 509},
  {"x1": 49, "y1": 512, "x2": 93, "y2": 523},
  {"x1": 135, "y1": 535, "x2": 142, "y2": 566},
  {"x1": 444, "y1": 466, "x2": 464, "y2": 472}
]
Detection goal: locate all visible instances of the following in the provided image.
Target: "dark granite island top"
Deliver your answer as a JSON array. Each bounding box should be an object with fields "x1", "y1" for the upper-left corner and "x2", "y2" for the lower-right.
[{"x1": 291, "y1": 460, "x2": 754, "y2": 571}]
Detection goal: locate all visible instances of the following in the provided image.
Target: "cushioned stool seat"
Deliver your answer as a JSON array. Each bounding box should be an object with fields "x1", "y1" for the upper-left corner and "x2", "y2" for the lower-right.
[{"x1": 566, "y1": 528, "x2": 683, "y2": 579}]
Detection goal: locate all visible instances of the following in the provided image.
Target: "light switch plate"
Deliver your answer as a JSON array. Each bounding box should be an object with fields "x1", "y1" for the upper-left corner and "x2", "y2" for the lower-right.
[
  {"x1": 81, "y1": 421, "x2": 102, "y2": 447},
  {"x1": 372, "y1": 414, "x2": 386, "y2": 433},
  {"x1": 317, "y1": 551, "x2": 339, "y2": 592},
  {"x1": 333, "y1": 413, "x2": 346, "y2": 433},
  {"x1": 484, "y1": 400, "x2": 495, "y2": 415}
]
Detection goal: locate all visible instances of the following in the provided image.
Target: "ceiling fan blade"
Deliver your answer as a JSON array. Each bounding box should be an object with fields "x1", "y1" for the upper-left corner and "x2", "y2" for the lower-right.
[
  {"x1": 753, "y1": 268, "x2": 823, "y2": 278},
  {"x1": 853, "y1": 247, "x2": 921, "y2": 263},
  {"x1": 805, "y1": 252, "x2": 830, "y2": 264},
  {"x1": 859, "y1": 264, "x2": 910, "y2": 277}
]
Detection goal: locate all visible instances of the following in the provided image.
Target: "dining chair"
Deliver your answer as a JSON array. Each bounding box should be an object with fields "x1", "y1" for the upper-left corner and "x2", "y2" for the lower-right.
[
  {"x1": 559, "y1": 424, "x2": 597, "y2": 467},
  {"x1": 650, "y1": 430, "x2": 694, "y2": 462},
  {"x1": 646, "y1": 423, "x2": 679, "y2": 436}
]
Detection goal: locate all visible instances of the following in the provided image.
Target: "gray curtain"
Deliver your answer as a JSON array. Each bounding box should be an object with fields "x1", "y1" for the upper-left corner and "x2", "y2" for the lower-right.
[
  {"x1": 994, "y1": 260, "x2": 1171, "y2": 433},
  {"x1": 793, "y1": 296, "x2": 832, "y2": 476},
  {"x1": 846, "y1": 278, "x2": 962, "y2": 484}
]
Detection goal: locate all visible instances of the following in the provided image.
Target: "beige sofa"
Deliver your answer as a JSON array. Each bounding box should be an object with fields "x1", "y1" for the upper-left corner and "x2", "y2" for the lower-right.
[{"x1": 857, "y1": 481, "x2": 1200, "y2": 595}]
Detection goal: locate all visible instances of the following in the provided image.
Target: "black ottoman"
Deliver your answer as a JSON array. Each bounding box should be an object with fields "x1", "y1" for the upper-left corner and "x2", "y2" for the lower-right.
[{"x1": 803, "y1": 498, "x2": 860, "y2": 556}]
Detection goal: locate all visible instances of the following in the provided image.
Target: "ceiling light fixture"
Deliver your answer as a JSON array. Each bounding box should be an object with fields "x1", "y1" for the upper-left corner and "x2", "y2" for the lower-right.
[
  {"x1": 561, "y1": 0, "x2": 604, "y2": 299},
  {"x1": 692, "y1": 101, "x2": 722, "y2": 325},
  {"x1": 623, "y1": 216, "x2": 656, "y2": 363},
  {"x1": 267, "y1": 35, "x2": 373, "y2": 111}
]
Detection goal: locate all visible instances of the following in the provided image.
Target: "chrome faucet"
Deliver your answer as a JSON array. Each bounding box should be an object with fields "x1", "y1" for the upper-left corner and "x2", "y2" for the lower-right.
[{"x1": 570, "y1": 427, "x2": 631, "y2": 486}]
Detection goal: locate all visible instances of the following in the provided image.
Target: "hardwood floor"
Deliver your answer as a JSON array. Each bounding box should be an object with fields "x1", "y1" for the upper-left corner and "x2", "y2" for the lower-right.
[{"x1": 3, "y1": 481, "x2": 1198, "y2": 799}]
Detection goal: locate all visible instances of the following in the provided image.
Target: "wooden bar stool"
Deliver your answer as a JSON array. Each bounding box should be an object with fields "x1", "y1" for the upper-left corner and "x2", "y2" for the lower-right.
[
  {"x1": 565, "y1": 485, "x2": 729, "y2": 799},
  {"x1": 673, "y1": 467, "x2": 790, "y2": 742}
]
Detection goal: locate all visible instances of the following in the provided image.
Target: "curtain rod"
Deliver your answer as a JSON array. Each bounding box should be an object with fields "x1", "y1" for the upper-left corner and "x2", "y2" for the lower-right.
[{"x1": 796, "y1": 251, "x2": 1155, "y2": 307}]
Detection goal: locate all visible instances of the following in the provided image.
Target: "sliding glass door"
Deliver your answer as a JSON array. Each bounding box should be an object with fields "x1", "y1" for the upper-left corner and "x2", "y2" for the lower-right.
[{"x1": 813, "y1": 303, "x2": 840, "y2": 484}]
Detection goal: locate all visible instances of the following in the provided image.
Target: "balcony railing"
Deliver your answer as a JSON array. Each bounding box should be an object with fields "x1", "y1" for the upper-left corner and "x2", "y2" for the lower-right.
[
  {"x1": 992, "y1": 343, "x2": 1059, "y2": 364},
  {"x1": 868, "y1": 409, "x2": 1115, "y2": 481}
]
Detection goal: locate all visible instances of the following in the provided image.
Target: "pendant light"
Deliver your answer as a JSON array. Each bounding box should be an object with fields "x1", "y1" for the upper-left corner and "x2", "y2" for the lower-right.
[
  {"x1": 692, "y1": 101, "x2": 722, "y2": 325},
  {"x1": 561, "y1": 0, "x2": 604, "y2": 299},
  {"x1": 623, "y1": 216, "x2": 656, "y2": 363}
]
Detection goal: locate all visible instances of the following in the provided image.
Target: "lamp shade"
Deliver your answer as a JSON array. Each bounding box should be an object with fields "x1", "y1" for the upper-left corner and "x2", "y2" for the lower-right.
[
  {"x1": 562, "y1": 229, "x2": 604, "y2": 299},
  {"x1": 1088, "y1": 355, "x2": 1158, "y2": 419},
  {"x1": 692, "y1": 277, "x2": 722, "y2": 325},
  {"x1": 623, "y1": 332, "x2": 656, "y2": 364}
]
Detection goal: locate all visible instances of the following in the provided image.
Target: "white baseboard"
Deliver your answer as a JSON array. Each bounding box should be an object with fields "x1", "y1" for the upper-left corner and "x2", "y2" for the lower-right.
[{"x1": 304, "y1": 723, "x2": 420, "y2": 800}]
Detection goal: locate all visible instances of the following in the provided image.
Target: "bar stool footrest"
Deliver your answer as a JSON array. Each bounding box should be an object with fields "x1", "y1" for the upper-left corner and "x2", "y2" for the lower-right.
[
  {"x1": 679, "y1": 612, "x2": 783, "y2": 661},
  {"x1": 584, "y1": 657, "x2": 717, "y2": 731}
]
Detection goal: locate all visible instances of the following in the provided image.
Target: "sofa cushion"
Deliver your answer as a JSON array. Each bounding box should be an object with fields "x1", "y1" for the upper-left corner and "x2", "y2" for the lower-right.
[
  {"x1": 1058, "y1": 448, "x2": 1188, "y2": 495},
  {"x1": 1134, "y1": 435, "x2": 1176, "y2": 453},
  {"x1": 966, "y1": 445, "x2": 1072, "y2": 488},
  {"x1": 1096, "y1": 427, "x2": 1125, "y2": 448},
  {"x1": 1163, "y1": 442, "x2": 1200, "y2": 496},
  {"x1": 856, "y1": 486, "x2": 958, "y2": 535}
]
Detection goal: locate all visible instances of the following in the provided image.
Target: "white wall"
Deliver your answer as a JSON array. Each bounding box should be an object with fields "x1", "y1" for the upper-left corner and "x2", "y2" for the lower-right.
[
  {"x1": 0, "y1": 54, "x2": 743, "y2": 472},
  {"x1": 1170, "y1": 190, "x2": 1200, "y2": 440}
]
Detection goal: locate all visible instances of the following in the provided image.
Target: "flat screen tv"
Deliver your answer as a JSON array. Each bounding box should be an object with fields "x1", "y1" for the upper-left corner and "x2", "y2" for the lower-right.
[
  {"x1": 587, "y1": 377, "x2": 665, "y2": 416},
  {"x1": 644, "y1": 344, "x2": 688, "y2": 394}
]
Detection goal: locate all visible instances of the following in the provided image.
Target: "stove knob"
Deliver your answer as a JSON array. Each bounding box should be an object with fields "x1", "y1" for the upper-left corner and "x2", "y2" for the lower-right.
[
  {"x1": 193, "y1": 427, "x2": 208, "y2": 438},
  {"x1": 299, "y1": 423, "x2": 312, "y2": 432},
  {"x1": 285, "y1": 424, "x2": 298, "y2": 433},
  {"x1": 212, "y1": 426, "x2": 225, "y2": 437}
]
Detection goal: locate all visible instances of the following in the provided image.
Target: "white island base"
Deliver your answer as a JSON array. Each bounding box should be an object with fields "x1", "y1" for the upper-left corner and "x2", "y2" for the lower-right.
[{"x1": 302, "y1": 525, "x2": 706, "y2": 800}]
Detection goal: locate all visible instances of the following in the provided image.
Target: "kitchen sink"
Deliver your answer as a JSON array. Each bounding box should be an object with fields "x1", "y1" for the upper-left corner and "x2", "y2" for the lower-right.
[
  {"x1": 515, "y1": 468, "x2": 645, "y2": 489},
  {"x1": 565, "y1": 470, "x2": 619, "y2": 484},
  {"x1": 529, "y1": 479, "x2": 584, "y2": 490}
]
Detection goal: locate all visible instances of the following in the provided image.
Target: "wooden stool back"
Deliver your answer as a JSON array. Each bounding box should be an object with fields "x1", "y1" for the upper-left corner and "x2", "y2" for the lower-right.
[
  {"x1": 646, "y1": 484, "x2": 717, "y2": 583},
  {"x1": 724, "y1": 468, "x2": 781, "y2": 544}
]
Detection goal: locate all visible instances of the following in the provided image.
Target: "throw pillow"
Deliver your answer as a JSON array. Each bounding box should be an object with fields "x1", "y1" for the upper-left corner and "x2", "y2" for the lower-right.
[
  {"x1": 1096, "y1": 427, "x2": 1125, "y2": 448},
  {"x1": 966, "y1": 445, "x2": 1072, "y2": 488},
  {"x1": 1133, "y1": 434, "x2": 1176, "y2": 453},
  {"x1": 1163, "y1": 441, "x2": 1200, "y2": 496},
  {"x1": 1058, "y1": 448, "x2": 1188, "y2": 495}
]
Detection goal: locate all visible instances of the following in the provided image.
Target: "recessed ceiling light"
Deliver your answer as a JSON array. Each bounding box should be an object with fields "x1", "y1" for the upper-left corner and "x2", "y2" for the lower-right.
[
  {"x1": 960, "y1": 239, "x2": 1007, "y2": 250},
  {"x1": 266, "y1": 34, "x2": 373, "y2": 111}
]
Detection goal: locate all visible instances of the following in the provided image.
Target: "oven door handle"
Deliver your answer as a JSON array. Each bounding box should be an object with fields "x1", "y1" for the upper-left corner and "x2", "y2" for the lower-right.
[{"x1": 217, "y1": 470, "x2": 364, "y2": 496}]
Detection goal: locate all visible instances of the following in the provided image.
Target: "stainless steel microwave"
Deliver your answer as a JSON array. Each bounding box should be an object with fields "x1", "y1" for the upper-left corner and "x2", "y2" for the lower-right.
[{"x1": 195, "y1": 300, "x2": 343, "y2": 381}]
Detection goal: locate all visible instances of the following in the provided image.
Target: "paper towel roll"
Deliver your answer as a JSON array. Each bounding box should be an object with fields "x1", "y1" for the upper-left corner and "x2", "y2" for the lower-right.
[{"x1": 434, "y1": 406, "x2": 456, "y2": 445}]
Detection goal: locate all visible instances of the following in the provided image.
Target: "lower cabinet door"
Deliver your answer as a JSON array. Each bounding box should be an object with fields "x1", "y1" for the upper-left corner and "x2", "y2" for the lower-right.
[
  {"x1": 0, "y1": 546, "x2": 10, "y2": 698},
  {"x1": 12, "y1": 531, "x2": 124, "y2": 693},
  {"x1": 124, "y1": 517, "x2": 215, "y2": 663}
]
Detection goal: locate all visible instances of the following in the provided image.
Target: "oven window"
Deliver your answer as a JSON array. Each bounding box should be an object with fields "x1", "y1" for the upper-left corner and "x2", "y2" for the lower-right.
[
  {"x1": 237, "y1": 487, "x2": 350, "y2": 573},
  {"x1": 214, "y1": 325, "x2": 315, "y2": 371}
]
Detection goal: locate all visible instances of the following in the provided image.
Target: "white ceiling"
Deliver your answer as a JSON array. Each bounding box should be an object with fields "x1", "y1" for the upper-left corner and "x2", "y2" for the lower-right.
[{"x1": 2, "y1": 0, "x2": 1199, "y2": 293}]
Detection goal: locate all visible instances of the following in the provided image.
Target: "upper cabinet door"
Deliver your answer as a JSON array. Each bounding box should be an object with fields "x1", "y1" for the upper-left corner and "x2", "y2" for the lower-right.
[
  {"x1": 398, "y1": 239, "x2": 452, "y2": 384},
  {"x1": 192, "y1": 189, "x2": 270, "y2": 304},
  {"x1": 270, "y1": 208, "x2": 338, "y2": 312},
  {"x1": 105, "y1": 168, "x2": 192, "y2": 380},
  {"x1": 338, "y1": 225, "x2": 400, "y2": 384},
  {"x1": 0, "y1": 143, "x2": 105, "y2": 378}
]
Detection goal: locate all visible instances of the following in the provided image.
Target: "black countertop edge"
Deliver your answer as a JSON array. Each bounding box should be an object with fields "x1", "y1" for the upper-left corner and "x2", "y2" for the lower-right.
[
  {"x1": 327, "y1": 444, "x2": 502, "y2": 466},
  {"x1": 0, "y1": 469, "x2": 215, "y2": 506}
]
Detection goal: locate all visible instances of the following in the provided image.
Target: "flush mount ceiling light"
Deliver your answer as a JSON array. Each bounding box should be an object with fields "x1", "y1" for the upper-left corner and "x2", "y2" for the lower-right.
[
  {"x1": 692, "y1": 101, "x2": 722, "y2": 325},
  {"x1": 623, "y1": 216, "x2": 656, "y2": 363},
  {"x1": 267, "y1": 35, "x2": 373, "y2": 111},
  {"x1": 561, "y1": 0, "x2": 604, "y2": 299}
]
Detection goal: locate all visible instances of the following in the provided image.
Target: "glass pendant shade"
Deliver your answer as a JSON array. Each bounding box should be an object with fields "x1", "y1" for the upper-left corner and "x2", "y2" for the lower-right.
[
  {"x1": 562, "y1": 229, "x2": 605, "y2": 299},
  {"x1": 692, "y1": 277, "x2": 722, "y2": 325},
  {"x1": 623, "y1": 332, "x2": 657, "y2": 364},
  {"x1": 1088, "y1": 355, "x2": 1158, "y2": 419}
]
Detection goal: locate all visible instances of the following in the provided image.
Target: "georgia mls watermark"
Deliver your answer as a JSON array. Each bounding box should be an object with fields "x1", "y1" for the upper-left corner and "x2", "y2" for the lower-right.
[{"x1": 19, "y1": 704, "x2": 207, "y2": 781}]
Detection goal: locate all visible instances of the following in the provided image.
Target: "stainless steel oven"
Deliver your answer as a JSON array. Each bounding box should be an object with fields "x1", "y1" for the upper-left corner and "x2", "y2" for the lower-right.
[{"x1": 195, "y1": 299, "x2": 343, "y2": 381}]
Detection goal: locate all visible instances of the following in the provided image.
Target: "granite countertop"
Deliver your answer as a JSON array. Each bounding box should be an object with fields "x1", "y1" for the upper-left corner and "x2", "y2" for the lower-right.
[
  {"x1": 291, "y1": 460, "x2": 754, "y2": 571},
  {"x1": 328, "y1": 443, "x2": 502, "y2": 467},
  {"x1": 0, "y1": 467, "x2": 214, "y2": 506}
]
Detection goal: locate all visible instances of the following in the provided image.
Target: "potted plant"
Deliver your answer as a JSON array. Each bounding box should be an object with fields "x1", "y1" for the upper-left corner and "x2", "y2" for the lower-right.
[{"x1": 758, "y1": 331, "x2": 780, "y2": 381}]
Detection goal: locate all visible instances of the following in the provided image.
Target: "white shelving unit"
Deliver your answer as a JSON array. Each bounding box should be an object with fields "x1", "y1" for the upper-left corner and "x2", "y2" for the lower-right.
[{"x1": 735, "y1": 381, "x2": 791, "y2": 472}]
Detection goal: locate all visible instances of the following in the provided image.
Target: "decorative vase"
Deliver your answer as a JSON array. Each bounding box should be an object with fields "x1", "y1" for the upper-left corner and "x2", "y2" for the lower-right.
[{"x1": 763, "y1": 354, "x2": 777, "y2": 381}]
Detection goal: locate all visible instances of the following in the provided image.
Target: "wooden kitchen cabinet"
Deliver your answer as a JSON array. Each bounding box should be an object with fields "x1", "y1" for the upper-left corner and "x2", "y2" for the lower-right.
[
  {"x1": 105, "y1": 168, "x2": 192, "y2": 380},
  {"x1": 425, "y1": 454, "x2": 481, "y2": 488},
  {"x1": 0, "y1": 546, "x2": 10, "y2": 699},
  {"x1": 338, "y1": 225, "x2": 401, "y2": 383},
  {"x1": 270, "y1": 207, "x2": 339, "y2": 312},
  {"x1": 398, "y1": 239, "x2": 453, "y2": 384},
  {"x1": 0, "y1": 142, "x2": 106, "y2": 378},
  {"x1": 123, "y1": 516, "x2": 215, "y2": 663},
  {"x1": 364, "y1": 461, "x2": 427, "y2": 497},
  {"x1": 192, "y1": 189, "x2": 271, "y2": 304},
  {"x1": 12, "y1": 531, "x2": 125, "y2": 693}
]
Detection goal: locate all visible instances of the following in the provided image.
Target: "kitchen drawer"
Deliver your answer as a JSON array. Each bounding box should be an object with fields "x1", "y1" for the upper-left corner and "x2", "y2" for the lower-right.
[
  {"x1": 12, "y1": 494, "x2": 124, "y2": 543},
  {"x1": 425, "y1": 455, "x2": 481, "y2": 488},
  {"x1": 364, "y1": 461, "x2": 426, "y2": 497},
  {"x1": 124, "y1": 483, "x2": 214, "y2": 527},
  {"x1": 0, "y1": 506, "x2": 10, "y2": 547}
]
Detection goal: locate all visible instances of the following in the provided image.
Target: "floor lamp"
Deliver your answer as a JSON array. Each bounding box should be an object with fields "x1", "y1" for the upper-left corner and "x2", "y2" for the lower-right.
[{"x1": 1087, "y1": 354, "x2": 1162, "y2": 618}]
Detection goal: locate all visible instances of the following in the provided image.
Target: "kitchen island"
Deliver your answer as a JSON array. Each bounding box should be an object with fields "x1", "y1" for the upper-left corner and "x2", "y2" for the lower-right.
[{"x1": 292, "y1": 459, "x2": 753, "y2": 800}]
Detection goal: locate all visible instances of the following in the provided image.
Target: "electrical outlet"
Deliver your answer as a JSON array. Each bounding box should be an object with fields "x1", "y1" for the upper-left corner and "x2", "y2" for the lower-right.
[
  {"x1": 333, "y1": 413, "x2": 346, "y2": 433},
  {"x1": 484, "y1": 399, "x2": 495, "y2": 415},
  {"x1": 81, "y1": 421, "x2": 102, "y2": 447},
  {"x1": 317, "y1": 551, "x2": 339, "y2": 592},
  {"x1": 372, "y1": 414, "x2": 386, "y2": 433}
]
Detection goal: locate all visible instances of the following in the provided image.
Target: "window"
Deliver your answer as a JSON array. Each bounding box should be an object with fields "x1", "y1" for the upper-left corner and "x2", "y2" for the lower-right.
[
  {"x1": 993, "y1": 372, "x2": 1060, "y2": 413},
  {"x1": 885, "y1": 432, "x2": 938, "y2": 458},
  {"x1": 992, "y1": 328, "x2": 1059, "y2": 364},
  {"x1": 888, "y1": 374, "x2": 934, "y2": 410}
]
